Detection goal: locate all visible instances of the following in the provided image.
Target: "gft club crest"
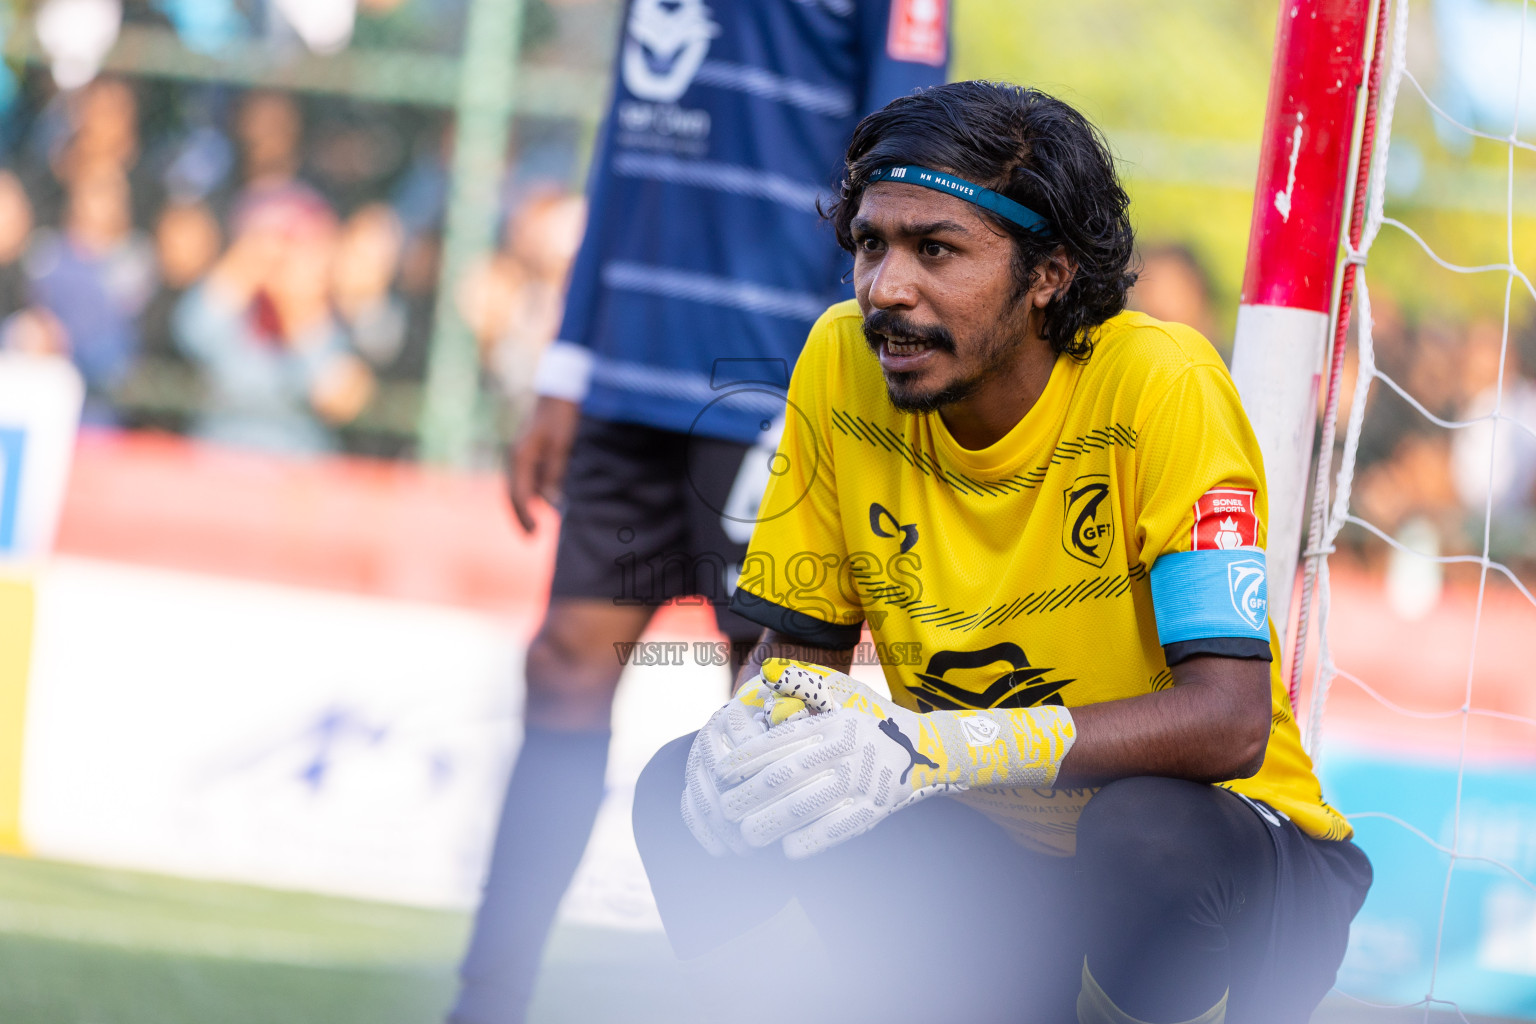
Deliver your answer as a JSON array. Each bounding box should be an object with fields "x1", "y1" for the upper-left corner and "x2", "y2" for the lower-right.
[
  {"x1": 1227, "y1": 559, "x2": 1268, "y2": 631},
  {"x1": 1062, "y1": 474, "x2": 1114, "y2": 568},
  {"x1": 907, "y1": 642, "x2": 1073, "y2": 713},
  {"x1": 622, "y1": 0, "x2": 720, "y2": 103}
]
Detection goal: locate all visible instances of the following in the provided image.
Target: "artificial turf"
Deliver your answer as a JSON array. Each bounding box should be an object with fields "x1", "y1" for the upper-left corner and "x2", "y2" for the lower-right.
[
  {"x1": 0, "y1": 854, "x2": 1513, "y2": 1024},
  {"x1": 0, "y1": 854, "x2": 701, "y2": 1024}
]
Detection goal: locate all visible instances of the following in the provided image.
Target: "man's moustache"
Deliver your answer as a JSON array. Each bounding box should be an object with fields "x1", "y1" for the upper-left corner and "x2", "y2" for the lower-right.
[{"x1": 862, "y1": 311, "x2": 956, "y2": 352}]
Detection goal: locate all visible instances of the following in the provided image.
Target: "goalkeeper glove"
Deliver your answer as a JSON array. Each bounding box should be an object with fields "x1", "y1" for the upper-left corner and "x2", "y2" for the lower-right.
[
  {"x1": 680, "y1": 674, "x2": 774, "y2": 856},
  {"x1": 713, "y1": 659, "x2": 1076, "y2": 859}
]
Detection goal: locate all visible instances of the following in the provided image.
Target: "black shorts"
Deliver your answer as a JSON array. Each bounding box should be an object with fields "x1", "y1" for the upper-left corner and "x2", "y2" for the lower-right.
[
  {"x1": 549, "y1": 415, "x2": 764, "y2": 642},
  {"x1": 634, "y1": 736, "x2": 1372, "y2": 1023}
]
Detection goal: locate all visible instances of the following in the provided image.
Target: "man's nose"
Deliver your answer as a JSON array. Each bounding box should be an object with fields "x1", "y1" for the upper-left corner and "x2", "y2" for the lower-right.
[{"x1": 866, "y1": 250, "x2": 920, "y2": 311}]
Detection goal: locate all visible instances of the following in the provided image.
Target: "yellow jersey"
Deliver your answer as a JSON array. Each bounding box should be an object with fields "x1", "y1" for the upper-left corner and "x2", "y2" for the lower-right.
[{"x1": 730, "y1": 300, "x2": 1350, "y2": 855}]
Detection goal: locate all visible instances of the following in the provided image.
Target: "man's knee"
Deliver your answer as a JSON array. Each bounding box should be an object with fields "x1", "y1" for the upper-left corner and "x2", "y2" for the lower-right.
[
  {"x1": 633, "y1": 731, "x2": 789, "y2": 960},
  {"x1": 633, "y1": 732, "x2": 695, "y2": 858},
  {"x1": 523, "y1": 613, "x2": 635, "y2": 726},
  {"x1": 1076, "y1": 777, "x2": 1219, "y2": 896},
  {"x1": 527, "y1": 613, "x2": 625, "y2": 680}
]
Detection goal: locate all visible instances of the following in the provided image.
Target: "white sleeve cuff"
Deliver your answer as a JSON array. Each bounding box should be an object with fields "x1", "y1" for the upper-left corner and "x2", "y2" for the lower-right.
[{"x1": 533, "y1": 341, "x2": 595, "y2": 402}]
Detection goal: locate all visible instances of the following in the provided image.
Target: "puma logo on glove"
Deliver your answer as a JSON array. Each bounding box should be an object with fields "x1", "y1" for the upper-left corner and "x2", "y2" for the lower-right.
[{"x1": 878, "y1": 716, "x2": 938, "y2": 784}]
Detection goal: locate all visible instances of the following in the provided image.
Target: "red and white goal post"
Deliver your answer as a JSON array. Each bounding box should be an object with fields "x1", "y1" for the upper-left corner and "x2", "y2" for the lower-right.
[{"x1": 1229, "y1": 0, "x2": 1389, "y2": 735}]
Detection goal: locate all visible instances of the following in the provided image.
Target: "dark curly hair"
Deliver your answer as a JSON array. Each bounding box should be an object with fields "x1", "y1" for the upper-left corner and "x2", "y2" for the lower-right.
[{"x1": 824, "y1": 82, "x2": 1137, "y2": 359}]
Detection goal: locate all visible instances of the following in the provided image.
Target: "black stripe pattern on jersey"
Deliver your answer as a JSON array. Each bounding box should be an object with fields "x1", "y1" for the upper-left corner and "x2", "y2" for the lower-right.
[
  {"x1": 829, "y1": 409, "x2": 1137, "y2": 496},
  {"x1": 850, "y1": 562, "x2": 1149, "y2": 633}
]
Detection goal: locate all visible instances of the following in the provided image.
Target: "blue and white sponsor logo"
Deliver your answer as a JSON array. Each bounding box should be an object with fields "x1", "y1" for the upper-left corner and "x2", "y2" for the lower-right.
[
  {"x1": 1228, "y1": 559, "x2": 1267, "y2": 631},
  {"x1": 622, "y1": 0, "x2": 720, "y2": 103}
]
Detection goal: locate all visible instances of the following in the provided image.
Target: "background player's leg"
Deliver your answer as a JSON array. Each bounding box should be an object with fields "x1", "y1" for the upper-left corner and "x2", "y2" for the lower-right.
[
  {"x1": 451, "y1": 418, "x2": 688, "y2": 1024},
  {"x1": 680, "y1": 429, "x2": 767, "y2": 685},
  {"x1": 449, "y1": 600, "x2": 653, "y2": 1024}
]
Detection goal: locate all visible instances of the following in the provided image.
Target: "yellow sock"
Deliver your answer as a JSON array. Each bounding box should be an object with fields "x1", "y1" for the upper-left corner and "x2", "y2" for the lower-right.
[{"x1": 1077, "y1": 959, "x2": 1227, "y2": 1024}]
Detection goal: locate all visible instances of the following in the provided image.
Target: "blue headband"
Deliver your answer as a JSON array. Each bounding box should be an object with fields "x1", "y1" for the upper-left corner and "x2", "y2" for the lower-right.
[{"x1": 865, "y1": 165, "x2": 1051, "y2": 235}]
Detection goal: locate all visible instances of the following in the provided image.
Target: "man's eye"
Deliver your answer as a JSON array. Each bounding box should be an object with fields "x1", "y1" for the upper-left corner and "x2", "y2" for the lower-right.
[
  {"x1": 857, "y1": 236, "x2": 884, "y2": 253},
  {"x1": 920, "y1": 241, "x2": 947, "y2": 257}
]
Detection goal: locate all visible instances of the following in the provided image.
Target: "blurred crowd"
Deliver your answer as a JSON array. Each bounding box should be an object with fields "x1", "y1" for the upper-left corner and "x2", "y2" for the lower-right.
[
  {"x1": 1340, "y1": 302, "x2": 1536, "y2": 590},
  {"x1": 0, "y1": 70, "x2": 586, "y2": 457},
  {"x1": 1, "y1": 33, "x2": 1530, "y2": 597},
  {"x1": 1130, "y1": 246, "x2": 1536, "y2": 599}
]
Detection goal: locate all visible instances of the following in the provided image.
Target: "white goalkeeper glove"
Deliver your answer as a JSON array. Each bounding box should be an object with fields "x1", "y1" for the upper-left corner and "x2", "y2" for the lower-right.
[
  {"x1": 680, "y1": 673, "x2": 775, "y2": 856},
  {"x1": 712, "y1": 659, "x2": 1077, "y2": 859}
]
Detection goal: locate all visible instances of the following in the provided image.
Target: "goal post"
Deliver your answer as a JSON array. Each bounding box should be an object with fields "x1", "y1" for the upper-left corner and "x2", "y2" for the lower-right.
[
  {"x1": 1204, "y1": 1, "x2": 1536, "y2": 1012},
  {"x1": 1229, "y1": 0, "x2": 1383, "y2": 702}
]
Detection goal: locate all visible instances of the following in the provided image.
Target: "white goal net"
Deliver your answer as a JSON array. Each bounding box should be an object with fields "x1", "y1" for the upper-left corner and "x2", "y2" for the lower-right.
[{"x1": 1298, "y1": 0, "x2": 1536, "y2": 1015}]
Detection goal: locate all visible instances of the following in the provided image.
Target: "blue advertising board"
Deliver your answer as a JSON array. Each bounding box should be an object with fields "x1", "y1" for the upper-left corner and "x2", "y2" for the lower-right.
[
  {"x1": 0, "y1": 427, "x2": 24, "y2": 554},
  {"x1": 1325, "y1": 747, "x2": 1536, "y2": 1017}
]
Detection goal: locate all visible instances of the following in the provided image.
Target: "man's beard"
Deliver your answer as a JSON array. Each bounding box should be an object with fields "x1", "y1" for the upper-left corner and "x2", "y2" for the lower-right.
[{"x1": 863, "y1": 308, "x2": 1016, "y2": 413}]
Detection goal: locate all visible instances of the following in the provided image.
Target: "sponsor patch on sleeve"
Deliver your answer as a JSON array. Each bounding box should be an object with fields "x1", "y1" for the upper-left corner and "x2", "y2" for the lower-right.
[
  {"x1": 1191, "y1": 488, "x2": 1258, "y2": 551},
  {"x1": 887, "y1": 0, "x2": 948, "y2": 65}
]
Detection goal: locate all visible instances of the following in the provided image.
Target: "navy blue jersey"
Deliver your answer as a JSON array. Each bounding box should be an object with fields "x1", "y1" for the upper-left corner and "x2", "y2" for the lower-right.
[{"x1": 541, "y1": 0, "x2": 948, "y2": 442}]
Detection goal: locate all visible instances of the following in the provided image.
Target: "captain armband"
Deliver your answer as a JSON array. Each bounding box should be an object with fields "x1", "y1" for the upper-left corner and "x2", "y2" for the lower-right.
[{"x1": 1149, "y1": 549, "x2": 1273, "y2": 665}]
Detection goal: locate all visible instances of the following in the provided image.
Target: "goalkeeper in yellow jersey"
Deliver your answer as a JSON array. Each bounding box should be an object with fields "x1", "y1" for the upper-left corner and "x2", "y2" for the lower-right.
[{"x1": 632, "y1": 81, "x2": 1372, "y2": 1024}]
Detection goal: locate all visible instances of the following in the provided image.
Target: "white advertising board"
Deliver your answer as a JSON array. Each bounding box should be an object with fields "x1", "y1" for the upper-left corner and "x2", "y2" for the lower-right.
[{"x1": 20, "y1": 557, "x2": 732, "y2": 923}]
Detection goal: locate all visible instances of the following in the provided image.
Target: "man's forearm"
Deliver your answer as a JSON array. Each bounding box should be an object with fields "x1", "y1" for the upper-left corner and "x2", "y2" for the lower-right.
[
  {"x1": 1052, "y1": 655, "x2": 1271, "y2": 788},
  {"x1": 735, "y1": 628, "x2": 856, "y2": 688}
]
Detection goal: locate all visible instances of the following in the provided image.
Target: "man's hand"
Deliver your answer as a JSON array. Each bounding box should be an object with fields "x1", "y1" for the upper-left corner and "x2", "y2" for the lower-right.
[
  {"x1": 505, "y1": 395, "x2": 581, "y2": 533},
  {"x1": 708, "y1": 660, "x2": 1076, "y2": 859}
]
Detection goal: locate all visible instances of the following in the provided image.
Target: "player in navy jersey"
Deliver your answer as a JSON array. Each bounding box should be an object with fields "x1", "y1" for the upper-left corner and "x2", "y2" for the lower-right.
[{"x1": 447, "y1": 3, "x2": 947, "y2": 1021}]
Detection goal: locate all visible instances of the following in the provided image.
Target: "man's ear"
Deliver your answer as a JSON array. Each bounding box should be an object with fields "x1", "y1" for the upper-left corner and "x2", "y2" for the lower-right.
[{"x1": 1032, "y1": 246, "x2": 1077, "y2": 308}]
